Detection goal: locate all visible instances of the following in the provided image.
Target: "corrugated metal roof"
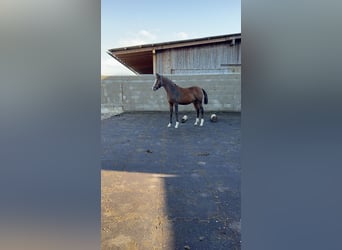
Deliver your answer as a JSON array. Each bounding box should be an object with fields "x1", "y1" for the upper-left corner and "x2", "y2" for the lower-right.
[{"x1": 108, "y1": 33, "x2": 241, "y2": 74}]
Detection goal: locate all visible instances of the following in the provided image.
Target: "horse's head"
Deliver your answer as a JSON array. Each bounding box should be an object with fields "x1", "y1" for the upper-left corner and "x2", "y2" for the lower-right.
[{"x1": 152, "y1": 73, "x2": 162, "y2": 91}]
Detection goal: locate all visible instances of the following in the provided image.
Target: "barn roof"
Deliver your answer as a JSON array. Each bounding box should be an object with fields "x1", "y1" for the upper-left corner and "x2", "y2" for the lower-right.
[{"x1": 108, "y1": 33, "x2": 241, "y2": 74}]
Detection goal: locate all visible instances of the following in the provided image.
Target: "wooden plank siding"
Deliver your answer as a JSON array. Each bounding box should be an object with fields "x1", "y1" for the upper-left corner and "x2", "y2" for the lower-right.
[{"x1": 156, "y1": 43, "x2": 241, "y2": 75}]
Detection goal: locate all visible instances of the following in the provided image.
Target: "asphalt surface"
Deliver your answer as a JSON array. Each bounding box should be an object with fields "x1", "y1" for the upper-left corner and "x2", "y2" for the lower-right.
[{"x1": 101, "y1": 111, "x2": 241, "y2": 250}]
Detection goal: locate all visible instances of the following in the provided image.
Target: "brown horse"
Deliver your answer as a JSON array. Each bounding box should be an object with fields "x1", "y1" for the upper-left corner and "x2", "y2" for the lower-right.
[{"x1": 152, "y1": 73, "x2": 208, "y2": 128}]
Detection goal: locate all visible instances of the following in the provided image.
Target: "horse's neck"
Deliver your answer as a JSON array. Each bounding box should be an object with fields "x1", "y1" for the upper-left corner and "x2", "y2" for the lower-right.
[{"x1": 162, "y1": 78, "x2": 177, "y2": 93}]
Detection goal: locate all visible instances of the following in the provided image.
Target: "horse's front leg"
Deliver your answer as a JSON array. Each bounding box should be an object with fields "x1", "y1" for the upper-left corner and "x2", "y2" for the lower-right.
[
  {"x1": 168, "y1": 103, "x2": 173, "y2": 128},
  {"x1": 174, "y1": 104, "x2": 179, "y2": 128}
]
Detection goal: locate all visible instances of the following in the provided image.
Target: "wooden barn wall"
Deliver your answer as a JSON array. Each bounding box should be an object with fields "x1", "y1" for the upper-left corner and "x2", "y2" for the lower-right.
[{"x1": 156, "y1": 43, "x2": 241, "y2": 75}]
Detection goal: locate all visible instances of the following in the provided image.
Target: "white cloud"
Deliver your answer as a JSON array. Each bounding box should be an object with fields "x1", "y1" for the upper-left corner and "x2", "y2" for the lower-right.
[
  {"x1": 175, "y1": 32, "x2": 189, "y2": 40},
  {"x1": 118, "y1": 29, "x2": 158, "y2": 47},
  {"x1": 117, "y1": 38, "x2": 146, "y2": 47},
  {"x1": 139, "y1": 29, "x2": 157, "y2": 40}
]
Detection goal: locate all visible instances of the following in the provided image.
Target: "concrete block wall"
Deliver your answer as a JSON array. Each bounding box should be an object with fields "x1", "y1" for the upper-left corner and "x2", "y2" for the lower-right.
[{"x1": 101, "y1": 74, "x2": 240, "y2": 118}]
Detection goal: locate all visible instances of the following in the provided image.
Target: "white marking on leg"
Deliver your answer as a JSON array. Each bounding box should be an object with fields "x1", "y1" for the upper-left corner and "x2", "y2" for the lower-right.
[
  {"x1": 167, "y1": 123, "x2": 172, "y2": 128},
  {"x1": 175, "y1": 121, "x2": 179, "y2": 128},
  {"x1": 200, "y1": 118, "x2": 204, "y2": 126},
  {"x1": 194, "y1": 118, "x2": 199, "y2": 126}
]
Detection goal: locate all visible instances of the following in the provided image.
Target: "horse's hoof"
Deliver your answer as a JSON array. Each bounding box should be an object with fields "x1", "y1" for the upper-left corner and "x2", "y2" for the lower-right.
[
  {"x1": 167, "y1": 123, "x2": 172, "y2": 128},
  {"x1": 175, "y1": 122, "x2": 179, "y2": 128},
  {"x1": 200, "y1": 119, "x2": 204, "y2": 126}
]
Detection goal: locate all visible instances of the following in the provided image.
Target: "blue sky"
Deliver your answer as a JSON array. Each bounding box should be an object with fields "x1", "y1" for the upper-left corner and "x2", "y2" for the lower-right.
[{"x1": 101, "y1": 0, "x2": 241, "y2": 75}]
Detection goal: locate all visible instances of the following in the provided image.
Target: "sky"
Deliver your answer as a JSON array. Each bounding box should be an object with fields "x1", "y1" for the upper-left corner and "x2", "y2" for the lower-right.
[{"x1": 101, "y1": 0, "x2": 241, "y2": 75}]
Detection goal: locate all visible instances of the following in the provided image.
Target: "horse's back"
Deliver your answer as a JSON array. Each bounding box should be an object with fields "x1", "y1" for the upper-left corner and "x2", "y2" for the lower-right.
[
  {"x1": 187, "y1": 86, "x2": 201, "y2": 91},
  {"x1": 182, "y1": 86, "x2": 204, "y2": 103}
]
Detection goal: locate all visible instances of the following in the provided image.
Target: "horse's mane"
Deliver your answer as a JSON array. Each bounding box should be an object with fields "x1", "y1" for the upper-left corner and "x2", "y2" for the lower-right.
[{"x1": 161, "y1": 75, "x2": 177, "y2": 87}]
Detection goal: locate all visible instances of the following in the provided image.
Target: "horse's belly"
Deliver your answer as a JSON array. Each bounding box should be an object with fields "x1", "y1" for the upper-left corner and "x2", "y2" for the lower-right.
[{"x1": 178, "y1": 101, "x2": 192, "y2": 105}]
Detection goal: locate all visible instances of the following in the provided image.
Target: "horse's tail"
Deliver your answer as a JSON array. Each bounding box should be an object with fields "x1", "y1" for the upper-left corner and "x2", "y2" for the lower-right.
[{"x1": 202, "y1": 88, "x2": 208, "y2": 104}]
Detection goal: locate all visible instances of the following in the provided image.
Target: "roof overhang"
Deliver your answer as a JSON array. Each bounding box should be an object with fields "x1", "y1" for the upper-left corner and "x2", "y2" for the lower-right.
[{"x1": 108, "y1": 33, "x2": 241, "y2": 74}]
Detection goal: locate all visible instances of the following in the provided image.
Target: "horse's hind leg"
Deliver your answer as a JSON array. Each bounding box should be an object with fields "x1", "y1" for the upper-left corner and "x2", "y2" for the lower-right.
[
  {"x1": 168, "y1": 102, "x2": 173, "y2": 128},
  {"x1": 199, "y1": 104, "x2": 204, "y2": 126},
  {"x1": 174, "y1": 104, "x2": 179, "y2": 128},
  {"x1": 193, "y1": 102, "x2": 200, "y2": 126}
]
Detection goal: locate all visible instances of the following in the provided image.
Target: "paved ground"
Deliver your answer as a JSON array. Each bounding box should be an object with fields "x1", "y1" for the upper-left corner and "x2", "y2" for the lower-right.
[{"x1": 101, "y1": 112, "x2": 241, "y2": 250}]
